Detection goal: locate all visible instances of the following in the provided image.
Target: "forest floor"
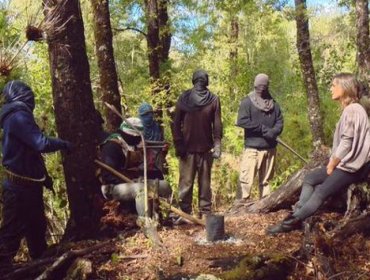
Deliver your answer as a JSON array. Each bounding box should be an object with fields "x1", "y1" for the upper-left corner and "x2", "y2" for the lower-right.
[{"x1": 81, "y1": 203, "x2": 370, "y2": 280}]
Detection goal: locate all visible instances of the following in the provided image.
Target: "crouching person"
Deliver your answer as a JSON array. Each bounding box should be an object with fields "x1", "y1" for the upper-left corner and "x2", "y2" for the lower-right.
[{"x1": 98, "y1": 117, "x2": 171, "y2": 219}]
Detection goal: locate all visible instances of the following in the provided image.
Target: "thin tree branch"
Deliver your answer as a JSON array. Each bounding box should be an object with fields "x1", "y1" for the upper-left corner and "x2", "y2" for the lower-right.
[{"x1": 113, "y1": 27, "x2": 147, "y2": 37}]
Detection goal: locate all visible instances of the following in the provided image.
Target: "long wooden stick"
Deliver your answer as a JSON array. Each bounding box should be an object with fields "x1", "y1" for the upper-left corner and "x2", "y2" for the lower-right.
[
  {"x1": 159, "y1": 198, "x2": 205, "y2": 226},
  {"x1": 277, "y1": 137, "x2": 308, "y2": 164}
]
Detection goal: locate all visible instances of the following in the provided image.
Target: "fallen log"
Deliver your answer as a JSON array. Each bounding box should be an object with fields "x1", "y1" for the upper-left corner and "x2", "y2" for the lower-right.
[
  {"x1": 35, "y1": 240, "x2": 112, "y2": 280},
  {"x1": 228, "y1": 168, "x2": 308, "y2": 215}
]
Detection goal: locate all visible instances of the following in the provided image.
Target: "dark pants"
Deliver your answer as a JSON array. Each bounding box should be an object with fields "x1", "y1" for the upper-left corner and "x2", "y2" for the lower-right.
[
  {"x1": 0, "y1": 184, "x2": 47, "y2": 266},
  {"x1": 178, "y1": 152, "x2": 213, "y2": 215},
  {"x1": 294, "y1": 163, "x2": 370, "y2": 220}
]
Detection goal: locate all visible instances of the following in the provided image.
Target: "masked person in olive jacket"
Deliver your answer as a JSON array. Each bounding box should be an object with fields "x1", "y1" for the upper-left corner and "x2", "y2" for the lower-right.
[
  {"x1": 172, "y1": 70, "x2": 223, "y2": 220},
  {"x1": 236, "y1": 73, "x2": 283, "y2": 202},
  {"x1": 0, "y1": 81, "x2": 73, "y2": 272}
]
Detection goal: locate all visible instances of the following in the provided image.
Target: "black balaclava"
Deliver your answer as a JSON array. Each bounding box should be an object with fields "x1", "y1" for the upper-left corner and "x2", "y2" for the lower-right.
[
  {"x1": 178, "y1": 70, "x2": 216, "y2": 112},
  {"x1": 249, "y1": 73, "x2": 274, "y2": 112},
  {"x1": 0, "y1": 80, "x2": 36, "y2": 127}
]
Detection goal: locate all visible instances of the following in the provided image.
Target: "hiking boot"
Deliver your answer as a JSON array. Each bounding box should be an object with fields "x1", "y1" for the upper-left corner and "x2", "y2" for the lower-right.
[{"x1": 266, "y1": 215, "x2": 302, "y2": 235}]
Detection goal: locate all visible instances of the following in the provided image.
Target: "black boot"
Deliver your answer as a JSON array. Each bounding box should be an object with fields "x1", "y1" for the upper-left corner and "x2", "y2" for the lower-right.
[{"x1": 266, "y1": 215, "x2": 302, "y2": 235}]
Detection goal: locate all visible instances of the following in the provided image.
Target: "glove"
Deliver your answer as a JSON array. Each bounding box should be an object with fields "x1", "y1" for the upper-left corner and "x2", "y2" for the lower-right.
[
  {"x1": 44, "y1": 174, "x2": 55, "y2": 195},
  {"x1": 174, "y1": 141, "x2": 187, "y2": 159},
  {"x1": 212, "y1": 143, "x2": 221, "y2": 159},
  {"x1": 261, "y1": 125, "x2": 276, "y2": 140},
  {"x1": 63, "y1": 141, "x2": 75, "y2": 153}
]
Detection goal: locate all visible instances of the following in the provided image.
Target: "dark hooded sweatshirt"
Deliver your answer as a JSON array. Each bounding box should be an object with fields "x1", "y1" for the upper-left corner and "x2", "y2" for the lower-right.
[
  {"x1": 0, "y1": 81, "x2": 69, "y2": 188},
  {"x1": 172, "y1": 70, "x2": 222, "y2": 153}
]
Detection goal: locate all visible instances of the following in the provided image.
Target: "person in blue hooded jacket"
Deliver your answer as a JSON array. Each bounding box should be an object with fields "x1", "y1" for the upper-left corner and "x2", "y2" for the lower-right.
[{"x1": 0, "y1": 80, "x2": 72, "y2": 272}]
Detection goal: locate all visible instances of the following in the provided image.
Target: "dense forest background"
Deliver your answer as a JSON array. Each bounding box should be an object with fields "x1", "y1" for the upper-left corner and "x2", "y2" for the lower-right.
[{"x1": 0, "y1": 0, "x2": 367, "y2": 240}]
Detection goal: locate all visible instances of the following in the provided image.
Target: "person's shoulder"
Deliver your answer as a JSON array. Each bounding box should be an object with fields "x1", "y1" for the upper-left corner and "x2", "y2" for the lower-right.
[
  {"x1": 343, "y1": 103, "x2": 368, "y2": 119},
  {"x1": 240, "y1": 94, "x2": 252, "y2": 104},
  {"x1": 178, "y1": 89, "x2": 191, "y2": 98},
  {"x1": 345, "y1": 103, "x2": 365, "y2": 113},
  {"x1": 7, "y1": 109, "x2": 33, "y2": 124}
]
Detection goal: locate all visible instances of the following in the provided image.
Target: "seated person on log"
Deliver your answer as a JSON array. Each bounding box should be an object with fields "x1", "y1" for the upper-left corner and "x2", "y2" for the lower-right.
[
  {"x1": 266, "y1": 73, "x2": 370, "y2": 235},
  {"x1": 98, "y1": 117, "x2": 171, "y2": 217}
]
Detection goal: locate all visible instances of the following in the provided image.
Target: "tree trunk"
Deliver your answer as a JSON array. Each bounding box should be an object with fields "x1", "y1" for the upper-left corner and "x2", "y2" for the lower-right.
[
  {"x1": 229, "y1": 16, "x2": 239, "y2": 95},
  {"x1": 158, "y1": 0, "x2": 171, "y2": 65},
  {"x1": 355, "y1": 0, "x2": 370, "y2": 90},
  {"x1": 90, "y1": 0, "x2": 122, "y2": 132},
  {"x1": 144, "y1": 0, "x2": 160, "y2": 83},
  {"x1": 295, "y1": 0, "x2": 324, "y2": 150},
  {"x1": 43, "y1": 0, "x2": 102, "y2": 240}
]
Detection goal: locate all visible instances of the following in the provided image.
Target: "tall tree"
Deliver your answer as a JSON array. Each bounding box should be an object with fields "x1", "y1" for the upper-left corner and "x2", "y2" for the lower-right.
[
  {"x1": 144, "y1": 0, "x2": 160, "y2": 83},
  {"x1": 355, "y1": 0, "x2": 370, "y2": 88},
  {"x1": 144, "y1": 0, "x2": 171, "y2": 94},
  {"x1": 295, "y1": 0, "x2": 324, "y2": 150},
  {"x1": 91, "y1": 0, "x2": 122, "y2": 132},
  {"x1": 43, "y1": 0, "x2": 102, "y2": 240},
  {"x1": 229, "y1": 15, "x2": 239, "y2": 96}
]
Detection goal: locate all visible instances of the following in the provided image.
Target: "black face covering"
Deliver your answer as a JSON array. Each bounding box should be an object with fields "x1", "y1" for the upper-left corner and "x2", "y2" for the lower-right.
[
  {"x1": 178, "y1": 70, "x2": 216, "y2": 112},
  {"x1": 2, "y1": 80, "x2": 35, "y2": 111},
  {"x1": 0, "y1": 81, "x2": 36, "y2": 127}
]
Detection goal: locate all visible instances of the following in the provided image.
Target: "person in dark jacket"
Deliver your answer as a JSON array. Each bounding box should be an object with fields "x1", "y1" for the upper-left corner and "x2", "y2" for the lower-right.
[
  {"x1": 98, "y1": 117, "x2": 171, "y2": 217},
  {"x1": 0, "y1": 80, "x2": 72, "y2": 271},
  {"x1": 172, "y1": 70, "x2": 223, "y2": 220},
  {"x1": 236, "y1": 73, "x2": 283, "y2": 202},
  {"x1": 99, "y1": 117, "x2": 146, "y2": 186}
]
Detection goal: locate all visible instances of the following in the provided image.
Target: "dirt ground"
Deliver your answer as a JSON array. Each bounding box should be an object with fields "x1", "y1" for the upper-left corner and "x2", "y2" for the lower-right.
[{"x1": 85, "y1": 208, "x2": 370, "y2": 280}]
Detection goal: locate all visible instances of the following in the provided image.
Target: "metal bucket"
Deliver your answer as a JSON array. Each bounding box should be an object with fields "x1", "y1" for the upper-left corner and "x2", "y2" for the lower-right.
[{"x1": 206, "y1": 214, "x2": 225, "y2": 241}]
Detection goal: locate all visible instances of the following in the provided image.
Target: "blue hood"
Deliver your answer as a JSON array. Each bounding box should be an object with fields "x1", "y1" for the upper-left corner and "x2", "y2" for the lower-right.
[{"x1": 3, "y1": 80, "x2": 35, "y2": 111}]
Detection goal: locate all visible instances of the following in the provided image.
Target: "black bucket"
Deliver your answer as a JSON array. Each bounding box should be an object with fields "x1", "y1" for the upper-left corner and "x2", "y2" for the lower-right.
[{"x1": 205, "y1": 214, "x2": 225, "y2": 241}]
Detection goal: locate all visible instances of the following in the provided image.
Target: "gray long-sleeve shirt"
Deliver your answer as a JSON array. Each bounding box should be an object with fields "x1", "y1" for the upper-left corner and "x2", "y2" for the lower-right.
[{"x1": 332, "y1": 103, "x2": 370, "y2": 172}]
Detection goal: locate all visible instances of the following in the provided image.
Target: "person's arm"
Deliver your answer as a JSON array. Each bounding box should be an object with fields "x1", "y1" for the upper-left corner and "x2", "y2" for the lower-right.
[
  {"x1": 100, "y1": 142, "x2": 126, "y2": 185},
  {"x1": 261, "y1": 103, "x2": 284, "y2": 140},
  {"x1": 327, "y1": 156, "x2": 341, "y2": 175},
  {"x1": 9, "y1": 111, "x2": 71, "y2": 153},
  {"x1": 236, "y1": 98, "x2": 262, "y2": 133},
  {"x1": 212, "y1": 97, "x2": 222, "y2": 158},
  {"x1": 328, "y1": 111, "x2": 355, "y2": 175},
  {"x1": 272, "y1": 103, "x2": 284, "y2": 136},
  {"x1": 172, "y1": 102, "x2": 186, "y2": 157}
]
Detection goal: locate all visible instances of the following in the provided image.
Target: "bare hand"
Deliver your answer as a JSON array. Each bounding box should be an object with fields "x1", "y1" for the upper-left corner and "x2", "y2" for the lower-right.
[{"x1": 326, "y1": 164, "x2": 334, "y2": 175}]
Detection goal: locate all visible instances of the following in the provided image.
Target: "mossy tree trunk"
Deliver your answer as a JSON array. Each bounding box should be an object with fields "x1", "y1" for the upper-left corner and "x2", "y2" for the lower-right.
[
  {"x1": 43, "y1": 0, "x2": 102, "y2": 240},
  {"x1": 355, "y1": 0, "x2": 370, "y2": 90},
  {"x1": 295, "y1": 0, "x2": 324, "y2": 151},
  {"x1": 229, "y1": 16, "x2": 239, "y2": 97},
  {"x1": 91, "y1": 0, "x2": 122, "y2": 132}
]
